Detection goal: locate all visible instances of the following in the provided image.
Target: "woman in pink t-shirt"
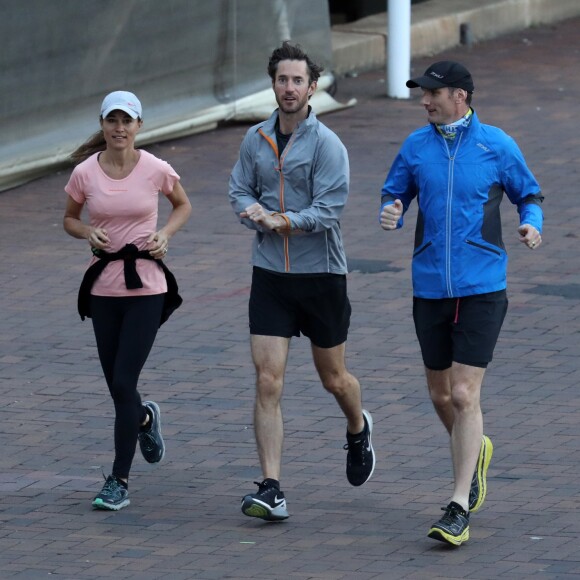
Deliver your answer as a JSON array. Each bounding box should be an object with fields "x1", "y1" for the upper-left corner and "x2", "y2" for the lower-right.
[{"x1": 63, "y1": 91, "x2": 191, "y2": 511}]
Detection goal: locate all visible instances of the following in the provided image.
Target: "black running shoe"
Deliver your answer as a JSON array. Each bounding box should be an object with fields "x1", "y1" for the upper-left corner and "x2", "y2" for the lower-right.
[
  {"x1": 344, "y1": 409, "x2": 376, "y2": 486},
  {"x1": 92, "y1": 475, "x2": 130, "y2": 511},
  {"x1": 469, "y1": 435, "x2": 493, "y2": 513},
  {"x1": 241, "y1": 479, "x2": 289, "y2": 521},
  {"x1": 428, "y1": 501, "x2": 470, "y2": 546},
  {"x1": 138, "y1": 401, "x2": 165, "y2": 463}
]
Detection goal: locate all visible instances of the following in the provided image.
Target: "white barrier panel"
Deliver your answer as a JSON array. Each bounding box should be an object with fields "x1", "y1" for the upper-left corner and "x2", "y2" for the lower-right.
[{"x1": 0, "y1": 0, "x2": 334, "y2": 191}]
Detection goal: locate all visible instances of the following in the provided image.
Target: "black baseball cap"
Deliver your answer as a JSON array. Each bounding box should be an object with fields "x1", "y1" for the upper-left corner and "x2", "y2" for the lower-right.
[{"x1": 406, "y1": 61, "x2": 474, "y2": 92}]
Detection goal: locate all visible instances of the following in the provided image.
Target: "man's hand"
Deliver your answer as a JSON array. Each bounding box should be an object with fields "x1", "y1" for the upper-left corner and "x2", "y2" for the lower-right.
[
  {"x1": 518, "y1": 224, "x2": 542, "y2": 250},
  {"x1": 380, "y1": 199, "x2": 403, "y2": 230},
  {"x1": 241, "y1": 203, "x2": 287, "y2": 232}
]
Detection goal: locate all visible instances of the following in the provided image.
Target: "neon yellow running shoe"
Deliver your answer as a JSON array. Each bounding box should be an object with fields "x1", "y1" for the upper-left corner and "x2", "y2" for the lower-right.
[
  {"x1": 469, "y1": 435, "x2": 493, "y2": 513},
  {"x1": 428, "y1": 501, "x2": 470, "y2": 546}
]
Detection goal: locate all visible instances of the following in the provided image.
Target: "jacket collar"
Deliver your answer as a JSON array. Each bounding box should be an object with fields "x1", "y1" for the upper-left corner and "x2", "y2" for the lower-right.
[
  {"x1": 430, "y1": 108, "x2": 480, "y2": 139},
  {"x1": 262, "y1": 106, "x2": 317, "y2": 136}
]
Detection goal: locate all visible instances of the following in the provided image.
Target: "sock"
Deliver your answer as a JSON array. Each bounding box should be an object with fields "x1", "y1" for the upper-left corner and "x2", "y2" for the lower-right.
[
  {"x1": 347, "y1": 414, "x2": 368, "y2": 439},
  {"x1": 348, "y1": 427, "x2": 365, "y2": 439},
  {"x1": 113, "y1": 475, "x2": 128, "y2": 490},
  {"x1": 448, "y1": 501, "x2": 468, "y2": 516},
  {"x1": 140, "y1": 407, "x2": 153, "y2": 431},
  {"x1": 262, "y1": 478, "x2": 280, "y2": 490}
]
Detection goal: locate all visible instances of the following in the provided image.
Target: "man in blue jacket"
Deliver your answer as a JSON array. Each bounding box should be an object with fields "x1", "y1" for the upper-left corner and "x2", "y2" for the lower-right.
[
  {"x1": 380, "y1": 61, "x2": 543, "y2": 546},
  {"x1": 230, "y1": 41, "x2": 376, "y2": 522}
]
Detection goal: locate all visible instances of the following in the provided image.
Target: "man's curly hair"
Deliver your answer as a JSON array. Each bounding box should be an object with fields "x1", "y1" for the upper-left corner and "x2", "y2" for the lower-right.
[{"x1": 267, "y1": 41, "x2": 324, "y2": 85}]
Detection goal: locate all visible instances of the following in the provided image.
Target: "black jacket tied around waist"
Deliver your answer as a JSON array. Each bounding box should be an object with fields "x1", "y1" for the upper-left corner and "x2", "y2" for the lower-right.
[{"x1": 77, "y1": 243, "x2": 182, "y2": 326}]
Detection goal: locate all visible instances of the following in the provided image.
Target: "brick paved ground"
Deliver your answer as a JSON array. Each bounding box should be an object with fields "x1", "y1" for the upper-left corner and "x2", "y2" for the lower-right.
[{"x1": 1, "y1": 17, "x2": 579, "y2": 580}]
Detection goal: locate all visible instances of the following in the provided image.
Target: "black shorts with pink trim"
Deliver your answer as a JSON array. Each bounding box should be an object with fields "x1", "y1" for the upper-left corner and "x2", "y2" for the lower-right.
[{"x1": 412, "y1": 290, "x2": 508, "y2": 370}]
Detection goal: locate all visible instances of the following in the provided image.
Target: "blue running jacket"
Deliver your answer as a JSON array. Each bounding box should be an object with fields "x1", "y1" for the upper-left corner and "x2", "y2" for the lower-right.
[{"x1": 380, "y1": 110, "x2": 543, "y2": 298}]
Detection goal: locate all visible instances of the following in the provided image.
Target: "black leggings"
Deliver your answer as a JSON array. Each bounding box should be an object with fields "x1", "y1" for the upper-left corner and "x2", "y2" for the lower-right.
[{"x1": 90, "y1": 294, "x2": 164, "y2": 479}]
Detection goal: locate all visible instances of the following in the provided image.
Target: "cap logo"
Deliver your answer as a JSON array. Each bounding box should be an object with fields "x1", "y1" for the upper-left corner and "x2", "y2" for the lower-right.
[{"x1": 430, "y1": 72, "x2": 444, "y2": 78}]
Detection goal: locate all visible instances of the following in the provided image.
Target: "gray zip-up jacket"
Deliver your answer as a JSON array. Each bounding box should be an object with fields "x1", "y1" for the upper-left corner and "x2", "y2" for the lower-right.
[{"x1": 229, "y1": 108, "x2": 349, "y2": 274}]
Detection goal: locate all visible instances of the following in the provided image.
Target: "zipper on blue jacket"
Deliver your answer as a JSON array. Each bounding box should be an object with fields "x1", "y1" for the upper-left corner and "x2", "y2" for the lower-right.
[{"x1": 442, "y1": 132, "x2": 463, "y2": 298}]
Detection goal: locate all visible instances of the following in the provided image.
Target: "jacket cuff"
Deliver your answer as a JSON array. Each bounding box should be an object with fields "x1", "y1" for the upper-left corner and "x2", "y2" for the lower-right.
[{"x1": 272, "y1": 212, "x2": 292, "y2": 233}]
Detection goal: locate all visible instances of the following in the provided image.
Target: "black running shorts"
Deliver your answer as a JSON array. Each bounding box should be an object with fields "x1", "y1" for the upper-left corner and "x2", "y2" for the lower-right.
[
  {"x1": 249, "y1": 266, "x2": 351, "y2": 348},
  {"x1": 412, "y1": 290, "x2": 508, "y2": 370}
]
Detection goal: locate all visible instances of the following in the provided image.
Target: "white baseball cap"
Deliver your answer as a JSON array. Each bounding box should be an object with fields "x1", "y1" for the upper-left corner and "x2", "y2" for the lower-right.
[{"x1": 100, "y1": 90, "x2": 142, "y2": 119}]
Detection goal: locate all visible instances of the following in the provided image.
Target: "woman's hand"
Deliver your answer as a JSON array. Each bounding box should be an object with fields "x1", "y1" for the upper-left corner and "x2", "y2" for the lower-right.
[
  {"x1": 147, "y1": 231, "x2": 169, "y2": 259},
  {"x1": 88, "y1": 227, "x2": 111, "y2": 250}
]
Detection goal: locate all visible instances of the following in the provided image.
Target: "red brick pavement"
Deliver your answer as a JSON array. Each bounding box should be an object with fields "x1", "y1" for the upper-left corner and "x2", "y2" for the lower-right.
[{"x1": 1, "y1": 17, "x2": 579, "y2": 580}]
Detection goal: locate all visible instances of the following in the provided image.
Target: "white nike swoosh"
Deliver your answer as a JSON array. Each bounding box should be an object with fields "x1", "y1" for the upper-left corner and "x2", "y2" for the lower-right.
[{"x1": 273, "y1": 496, "x2": 285, "y2": 506}]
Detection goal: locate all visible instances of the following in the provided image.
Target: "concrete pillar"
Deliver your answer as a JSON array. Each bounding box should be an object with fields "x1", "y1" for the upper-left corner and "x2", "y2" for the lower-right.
[{"x1": 387, "y1": 0, "x2": 411, "y2": 99}]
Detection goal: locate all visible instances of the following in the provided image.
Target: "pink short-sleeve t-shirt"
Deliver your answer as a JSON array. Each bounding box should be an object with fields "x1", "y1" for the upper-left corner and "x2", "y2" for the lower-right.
[{"x1": 65, "y1": 150, "x2": 180, "y2": 297}]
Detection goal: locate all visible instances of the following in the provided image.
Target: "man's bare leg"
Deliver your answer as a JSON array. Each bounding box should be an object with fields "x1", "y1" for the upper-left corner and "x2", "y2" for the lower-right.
[
  {"x1": 251, "y1": 334, "x2": 290, "y2": 481},
  {"x1": 312, "y1": 342, "x2": 364, "y2": 434},
  {"x1": 426, "y1": 363, "x2": 485, "y2": 510},
  {"x1": 312, "y1": 342, "x2": 375, "y2": 486}
]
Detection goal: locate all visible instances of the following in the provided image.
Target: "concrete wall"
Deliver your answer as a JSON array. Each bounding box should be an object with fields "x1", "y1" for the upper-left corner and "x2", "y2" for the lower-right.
[{"x1": 331, "y1": 0, "x2": 580, "y2": 76}]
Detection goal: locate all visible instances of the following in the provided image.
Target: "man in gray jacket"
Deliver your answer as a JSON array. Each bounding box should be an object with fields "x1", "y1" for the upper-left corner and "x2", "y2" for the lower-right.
[{"x1": 229, "y1": 41, "x2": 375, "y2": 521}]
